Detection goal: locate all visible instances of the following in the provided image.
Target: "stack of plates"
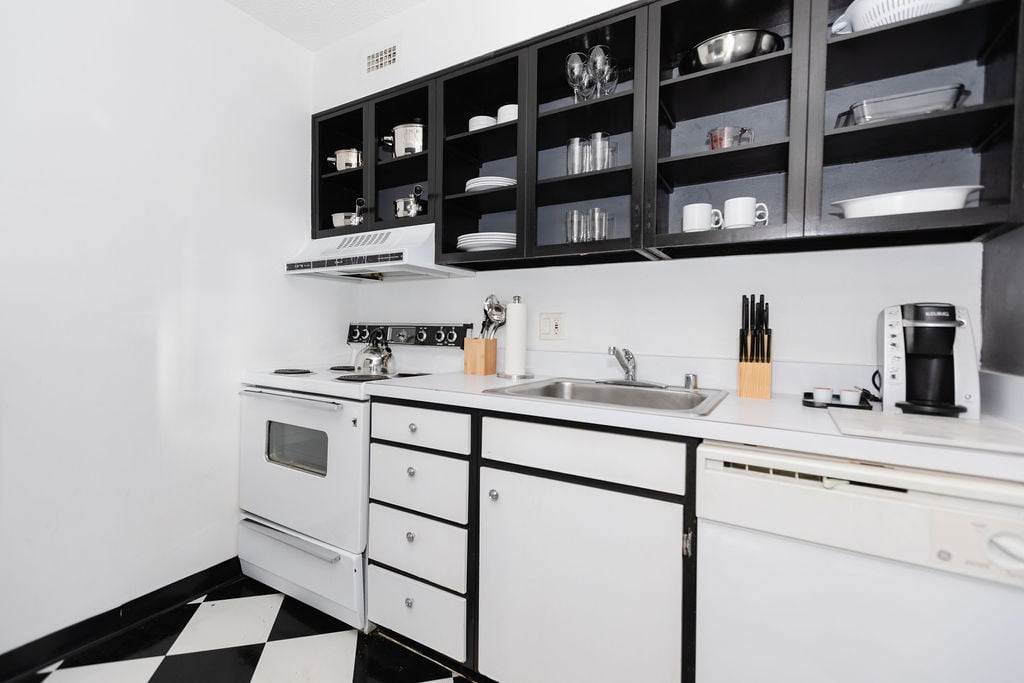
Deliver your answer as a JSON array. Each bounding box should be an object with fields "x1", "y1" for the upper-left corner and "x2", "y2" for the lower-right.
[
  {"x1": 457, "y1": 232, "x2": 516, "y2": 252},
  {"x1": 465, "y1": 176, "x2": 516, "y2": 192}
]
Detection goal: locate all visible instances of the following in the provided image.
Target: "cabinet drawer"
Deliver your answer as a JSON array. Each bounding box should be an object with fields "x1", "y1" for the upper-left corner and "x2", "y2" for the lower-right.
[
  {"x1": 370, "y1": 444, "x2": 469, "y2": 523},
  {"x1": 482, "y1": 417, "x2": 686, "y2": 495},
  {"x1": 368, "y1": 503, "x2": 467, "y2": 593},
  {"x1": 372, "y1": 403, "x2": 471, "y2": 454},
  {"x1": 367, "y1": 565, "x2": 467, "y2": 662}
]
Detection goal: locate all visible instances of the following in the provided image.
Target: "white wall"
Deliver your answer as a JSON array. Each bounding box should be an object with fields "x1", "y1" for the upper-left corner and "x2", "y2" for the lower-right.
[{"x1": 0, "y1": 0, "x2": 358, "y2": 653}]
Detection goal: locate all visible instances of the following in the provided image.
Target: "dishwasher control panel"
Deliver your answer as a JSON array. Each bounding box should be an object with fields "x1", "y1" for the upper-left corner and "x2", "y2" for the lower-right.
[{"x1": 930, "y1": 509, "x2": 1024, "y2": 587}]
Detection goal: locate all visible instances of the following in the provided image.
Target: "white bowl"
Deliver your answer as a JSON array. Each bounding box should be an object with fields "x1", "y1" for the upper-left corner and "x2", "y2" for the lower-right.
[
  {"x1": 468, "y1": 115, "x2": 497, "y2": 131},
  {"x1": 496, "y1": 104, "x2": 518, "y2": 123},
  {"x1": 832, "y1": 185, "x2": 982, "y2": 218}
]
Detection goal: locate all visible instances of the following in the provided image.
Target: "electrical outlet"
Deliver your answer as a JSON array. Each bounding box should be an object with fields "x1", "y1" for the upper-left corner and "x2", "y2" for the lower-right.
[{"x1": 539, "y1": 313, "x2": 563, "y2": 340}]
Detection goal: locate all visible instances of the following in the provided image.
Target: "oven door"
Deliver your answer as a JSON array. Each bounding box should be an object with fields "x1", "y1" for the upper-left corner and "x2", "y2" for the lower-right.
[{"x1": 239, "y1": 388, "x2": 369, "y2": 552}]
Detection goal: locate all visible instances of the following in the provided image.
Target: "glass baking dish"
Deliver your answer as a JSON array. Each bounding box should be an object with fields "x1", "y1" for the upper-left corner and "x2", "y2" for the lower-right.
[{"x1": 835, "y1": 84, "x2": 967, "y2": 127}]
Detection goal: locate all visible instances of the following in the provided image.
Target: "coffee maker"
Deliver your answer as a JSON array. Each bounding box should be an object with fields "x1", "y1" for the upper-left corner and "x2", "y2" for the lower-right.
[{"x1": 878, "y1": 303, "x2": 980, "y2": 419}]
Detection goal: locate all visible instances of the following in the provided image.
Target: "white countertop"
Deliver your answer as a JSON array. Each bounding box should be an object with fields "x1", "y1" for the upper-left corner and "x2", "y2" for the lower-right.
[{"x1": 366, "y1": 372, "x2": 1024, "y2": 483}]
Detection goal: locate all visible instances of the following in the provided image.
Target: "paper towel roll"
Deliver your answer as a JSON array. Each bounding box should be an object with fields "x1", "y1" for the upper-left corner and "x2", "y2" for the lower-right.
[{"x1": 503, "y1": 296, "x2": 527, "y2": 376}]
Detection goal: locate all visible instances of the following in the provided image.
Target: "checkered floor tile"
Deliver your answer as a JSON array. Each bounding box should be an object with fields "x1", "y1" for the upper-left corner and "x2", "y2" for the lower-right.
[{"x1": 27, "y1": 577, "x2": 460, "y2": 683}]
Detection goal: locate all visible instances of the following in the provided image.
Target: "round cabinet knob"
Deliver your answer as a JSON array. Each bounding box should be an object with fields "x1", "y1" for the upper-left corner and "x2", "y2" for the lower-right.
[
  {"x1": 406, "y1": 466, "x2": 416, "y2": 477},
  {"x1": 406, "y1": 531, "x2": 416, "y2": 542},
  {"x1": 408, "y1": 423, "x2": 418, "y2": 433},
  {"x1": 446, "y1": 329, "x2": 458, "y2": 343},
  {"x1": 488, "y1": 489, "x2": 499, "y2": 501},
  {"x1": 404, "y1": 597, "x2": 414, "y2": 608}
]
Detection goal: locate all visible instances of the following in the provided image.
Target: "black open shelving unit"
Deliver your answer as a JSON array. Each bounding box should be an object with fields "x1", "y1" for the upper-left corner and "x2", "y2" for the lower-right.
[{"x1": 310, "y1": 0, "x2": 1024, "y2": 267}]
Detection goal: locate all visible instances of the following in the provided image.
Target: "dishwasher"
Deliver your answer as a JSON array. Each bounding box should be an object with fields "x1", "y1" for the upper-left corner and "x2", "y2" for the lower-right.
[{"x1": 695, "y1": 441, "x2": 1024, "y2": 683}]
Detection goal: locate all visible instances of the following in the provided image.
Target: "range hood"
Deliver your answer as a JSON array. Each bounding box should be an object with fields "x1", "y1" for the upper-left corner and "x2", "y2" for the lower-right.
[{"x1": 285, "y1": 223, "x2": 472, "y2": 282}]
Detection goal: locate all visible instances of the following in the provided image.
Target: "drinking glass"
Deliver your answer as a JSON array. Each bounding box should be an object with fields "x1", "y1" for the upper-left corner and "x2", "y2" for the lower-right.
[
  {"x1": 566, "y1": 137, "x2": 587, "y2": 175},
  {"x1": 589, "y1": 132, "x2": 615, "y2": 170},
  {"x1": 566, "y1": 209, "x2": 590, "y2": 243},
  {"x1": 587, "y1": 208, "x2": 606, "y2": 241},
  {"x1": 598, "y1": 59, "x2": 619, "y2": 97},
  {"x1": 565, "y1": 52, "x2": 588, "y2": 104}
]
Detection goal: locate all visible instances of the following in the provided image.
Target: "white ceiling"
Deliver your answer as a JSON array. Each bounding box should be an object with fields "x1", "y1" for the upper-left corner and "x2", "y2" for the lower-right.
[{"x1": 223, "y1": 0, "x2": 430, "y2": 50}]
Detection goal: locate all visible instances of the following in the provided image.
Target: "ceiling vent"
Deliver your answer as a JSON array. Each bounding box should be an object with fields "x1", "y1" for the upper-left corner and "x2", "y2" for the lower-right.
[{"x1": 367, "y1": 45, "x2": 397, "y2": 73}]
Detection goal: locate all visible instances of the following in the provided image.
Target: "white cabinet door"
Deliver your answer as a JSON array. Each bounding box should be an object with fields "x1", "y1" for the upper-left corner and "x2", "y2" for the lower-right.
[{"x1": 478, "y1": 467, "x2": 684, "y2": 683}]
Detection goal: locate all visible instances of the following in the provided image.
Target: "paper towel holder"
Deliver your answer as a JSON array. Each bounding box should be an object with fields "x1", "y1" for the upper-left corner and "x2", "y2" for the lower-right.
[{"x1": 497, "y1": 295, "x2": 534, "y2": 380}]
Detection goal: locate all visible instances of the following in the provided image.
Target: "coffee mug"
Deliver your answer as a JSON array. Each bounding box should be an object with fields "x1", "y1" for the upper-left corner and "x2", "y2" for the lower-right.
[
  {"x1": 724, "y1": 197, "x2": 769, "y2": 229},
  {"x1": 682, "y1": 203, "x2": 723, "y2": 232}
]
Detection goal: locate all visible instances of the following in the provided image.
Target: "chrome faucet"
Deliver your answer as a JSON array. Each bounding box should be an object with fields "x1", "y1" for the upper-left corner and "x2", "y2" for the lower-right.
[{"x1": 608, "y1": 346, "x2": 636, "y2": 382}]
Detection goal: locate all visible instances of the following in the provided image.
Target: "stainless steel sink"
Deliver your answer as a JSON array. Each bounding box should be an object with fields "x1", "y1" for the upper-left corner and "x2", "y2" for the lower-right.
[{"x1": 484, "y1": 378, "x2": 727, "y2": 415}]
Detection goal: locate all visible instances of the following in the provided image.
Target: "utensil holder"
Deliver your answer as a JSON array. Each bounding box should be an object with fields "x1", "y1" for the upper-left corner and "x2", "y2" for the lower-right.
[
  {"x1": 737, "y1": 361, "x2": 772, "y2": 399},
  {"x1": 464, "y1": 338, "x2": 497, "y2": 375}
]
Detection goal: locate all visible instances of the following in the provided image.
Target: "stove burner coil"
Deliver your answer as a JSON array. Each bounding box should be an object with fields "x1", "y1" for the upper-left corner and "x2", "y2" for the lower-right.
[
  {"x1": 273, "y1": 368, "x2": 313, "y2": 375},
  {"x1": 330, "y1": 365, "x2": 356, "y2": 372}
]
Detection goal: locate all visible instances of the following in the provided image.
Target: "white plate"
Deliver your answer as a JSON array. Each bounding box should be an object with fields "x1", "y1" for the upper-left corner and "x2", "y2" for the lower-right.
[
  {"x1": 468, "y1": 115, "x2": 497, "y2": 131},
  {"x1": 459, "y1": 243, "x2": 516, "y2": 252},
  {"x1": 458, "y1": 237, "x2": 516, "y2": 245},
  {"x1": 458, "y1": 232, "x2": 515, "y2": 240},
  {"x1": 466, "y1": 176, "x2": 515, "y2": 184},
  {"x1": 832, "y1": 185, "x2": 983, "y2": 218}
]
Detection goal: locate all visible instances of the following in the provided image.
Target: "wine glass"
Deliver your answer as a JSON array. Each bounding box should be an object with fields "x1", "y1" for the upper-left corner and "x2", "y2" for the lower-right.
[
  {"x1": 597, "y1": 58, "x2": 619, "y2": 97},
  {"x1": 565, "y1": 52, "x2": 588, "y2": 104},
  {"x1": 587, "y1": 46, "x2": 613, "y2": 99}
]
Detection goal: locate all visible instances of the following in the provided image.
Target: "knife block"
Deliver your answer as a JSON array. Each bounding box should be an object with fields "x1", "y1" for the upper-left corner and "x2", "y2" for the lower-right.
[
  {"x1": 737, "y1": 361, "x2": 772, "y2": 399},
  {"x1": 464, "y1": 338, "x2": 497, "y2": 375}
]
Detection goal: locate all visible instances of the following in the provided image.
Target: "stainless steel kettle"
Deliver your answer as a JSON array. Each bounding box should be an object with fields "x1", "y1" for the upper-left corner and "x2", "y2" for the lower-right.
[{"x1": 355, "y1": 332, "x2": 395, "y2": 376}]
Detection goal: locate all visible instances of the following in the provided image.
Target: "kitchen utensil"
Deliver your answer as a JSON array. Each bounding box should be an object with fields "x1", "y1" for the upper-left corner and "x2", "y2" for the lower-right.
[
  {"x1": 355, "y1": 330, "x2": 395, "y2": 376},
  {"x1": 484, "y1": 296, "x2": 506, "y2": 339},
  {"x1": 331, "y1": 197, "x2": 366, "y2": 227},
  {"x1": 832, "y1": 185, "x2": 982, "y2": 218},
  {"x1": 567, "y1": 137, "x2": 587, "y2": 175},
  {"x1": 831, "y1": 0, "x2": 965, "y2": 34},
  {"x1": 381, "y1": 121, "x2": 425, "y2": 157},
  {"x1": 468, "y1": 115, "x2": 497, "y2": 131},
  {"x1": 682, "y1": 203, "x2": 723, "y2": 232},
  {"x1": 394, "y1": 185, "x2": 425, "y2": 218},
  {"x1": 481, "y1": 295, "x2": 498, "y2": 338},
  {"x1": 706, "y1": 126, "x2": 754, "y2": 150},
  {"x1": 566, "y1": 52, "x2": 589, "y2": 104},
  {"x1": 683, "y1": 29, "x2": 783, "y2": 73},
  {"x1": 724, "y1": 197, "x2": 769, "y2": 228},
  {"x1": 565, "y1": 209, "x2": 590, "y2": 243},
  {"x1": 835, "y1": 84, "x2": 967, "y2": 127},
  {"x1": 327, "y1": 148, "x2": 362, "y2": 170}
]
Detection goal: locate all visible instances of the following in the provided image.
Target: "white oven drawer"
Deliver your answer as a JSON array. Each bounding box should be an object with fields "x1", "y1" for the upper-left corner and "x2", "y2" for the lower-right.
[
  {"x1": 370, "y1": 444, "x2": 469, "y2": 523},
  {"x1": 482, "y1": 417, "x2": 686, "y2": 495},
  {"x1": 238, "y1": 515, "x2": 364, "y2": 627},
  {"x1": 367, "y1": 565, "x2": 467, "y2": 662},
  {"x1": 368, "y1": 503, "x2": 467, "y2": 593},
  {"x1": 372, "y1": 404, "x2": 471, "y2": 454}
]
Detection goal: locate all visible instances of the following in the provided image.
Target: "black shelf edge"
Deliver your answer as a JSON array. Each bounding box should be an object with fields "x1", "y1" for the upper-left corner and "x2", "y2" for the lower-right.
[
  {"x1": 660, "y1": 48, "x2": 793, "y2": 87},
  {"x1": 660, "y1": 51, "x2": 793, "y2": 122},
  {"x1": 443, "y1": 186, "x2": 518, "y2": 215},
  {"x1": 321, "y1": 166, "x2": 364, "y2": 181},
  {"x1": 532, "y1": 237, "x2": 638, "y2": 255},
  {"x1": 813, "y1": 204, "x2": 1011, "y2": 236},
  {"x1": 375, "y1": 152, "x2": 430, "y2": 189},
  {"x1": 823, "y1": 100, "x2": 1015, "y2": 164},
  {"x1": 652, "y1": 223, "x2": 796, "y2": 249},
  {"x1": 444, "y1": 121, "x2": 519, "y2": 162},
  {"x1": 658, "y1": 139, "x2": 790, "y2": 187},
  {"x1": 535, "y1": 166, "x2": 632, "y2": 205},
  {"x1": 825, "y1": 0, "x2": 1018, "y2": 89},
  {"x1": 536, "y1": 92, "x2": 636, "y2": 148},
  {"x1": 440, "y1": 245, "x2": 524, "y2": 263}
]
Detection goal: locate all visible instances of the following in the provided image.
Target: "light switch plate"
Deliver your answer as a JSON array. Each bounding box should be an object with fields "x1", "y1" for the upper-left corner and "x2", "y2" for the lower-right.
[{"x1": 539, "y1": 313, "x2": 563, "y2": 340}]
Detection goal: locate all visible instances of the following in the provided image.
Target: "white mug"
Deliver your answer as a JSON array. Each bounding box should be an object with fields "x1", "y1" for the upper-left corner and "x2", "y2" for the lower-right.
[
  {"x1": 682, "y1": 203, "x2": 723, "y2": 232},
  {"x1": 724, "y1": 197, "x2": 769, "y2": 228}
]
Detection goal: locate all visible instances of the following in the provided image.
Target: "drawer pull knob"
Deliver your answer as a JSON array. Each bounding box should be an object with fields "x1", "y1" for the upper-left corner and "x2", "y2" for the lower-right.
[
  {"x1": 408, "y1": 423, "x2": 418, "y2": 433},
  {"x1": 488, "y1": 489, "x2": 499, "y2": 501},
  {"x1": 406, "y1": 531, "x2": 416, "y2": 542},
  {"x1": 406, "y1": 466, "x2": 416, "y2": 477},
  {"x1": 404, "y1": 597, "x2": 414, "y2": 608}
]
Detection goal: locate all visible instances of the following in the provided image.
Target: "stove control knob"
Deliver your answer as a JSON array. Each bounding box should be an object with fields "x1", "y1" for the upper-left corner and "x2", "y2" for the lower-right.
[
  {"x1": 446, "y1": 329, "x2": 459, "y2": 344},
  {"x1": 416, "y1": 329, "x2": 428, "y2": 343},
  {"x1": 349, "y1": 327, "x2": 360, "y2": 342},
  {"x1": 360, "y1": 327, "x2": 370, "y2": 341},
  {"x1": 434, "y1": 329, "x2": 445, "y2": 343}
]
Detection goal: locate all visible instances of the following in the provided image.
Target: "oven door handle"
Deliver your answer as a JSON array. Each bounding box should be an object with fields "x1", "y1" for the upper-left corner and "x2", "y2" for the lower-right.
[
  {"x1": 240, "y1": 519, "x2": 342, "y2": 563},
  {"x1": 239, "y1": 388, "x2": 345, "y2": 411}
]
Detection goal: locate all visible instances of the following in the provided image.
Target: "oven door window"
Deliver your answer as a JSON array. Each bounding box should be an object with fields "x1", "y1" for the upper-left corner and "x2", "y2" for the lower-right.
[{"x1": 266, "y1": 421, "x2": 328, "y2": 476}]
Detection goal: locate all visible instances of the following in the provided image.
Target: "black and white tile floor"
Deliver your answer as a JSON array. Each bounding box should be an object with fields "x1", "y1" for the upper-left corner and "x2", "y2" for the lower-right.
[{"x1": 23, "y1": 577, "x2": 462, "y2": 683}]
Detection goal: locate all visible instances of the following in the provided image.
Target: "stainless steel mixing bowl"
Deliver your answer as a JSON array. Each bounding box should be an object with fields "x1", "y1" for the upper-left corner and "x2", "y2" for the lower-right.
[{"x1": 682, "y1": 29, "x2": 784, "y2": 72}]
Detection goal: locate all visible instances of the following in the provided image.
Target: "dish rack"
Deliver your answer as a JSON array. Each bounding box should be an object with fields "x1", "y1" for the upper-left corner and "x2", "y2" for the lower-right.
[{"x1": 832, "y1": 0, "x2": 965, "y2": 34}]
